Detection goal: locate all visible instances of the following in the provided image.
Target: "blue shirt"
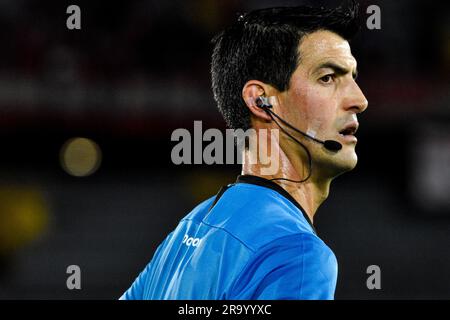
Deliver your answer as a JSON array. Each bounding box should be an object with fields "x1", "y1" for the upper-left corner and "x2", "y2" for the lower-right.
[{"x1": 121, "y1": 175, "x2": 338, "y2": 300}]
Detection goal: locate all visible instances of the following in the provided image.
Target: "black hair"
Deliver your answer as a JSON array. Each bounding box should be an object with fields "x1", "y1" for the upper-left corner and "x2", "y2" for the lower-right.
[{"x1": 211, "y1": 1, "x2": 361, "y2": 131}]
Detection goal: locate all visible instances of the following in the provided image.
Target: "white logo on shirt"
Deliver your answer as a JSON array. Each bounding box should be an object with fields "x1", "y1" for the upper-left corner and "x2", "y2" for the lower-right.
[{"x1": 182, "y1": 234, "x2": 202, "y2": 247}]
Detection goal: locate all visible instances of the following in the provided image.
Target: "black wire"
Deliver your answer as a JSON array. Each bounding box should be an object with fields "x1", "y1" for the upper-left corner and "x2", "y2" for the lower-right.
[{"x1": 263, "y1": 107, "x2": 313, "y2": 184}]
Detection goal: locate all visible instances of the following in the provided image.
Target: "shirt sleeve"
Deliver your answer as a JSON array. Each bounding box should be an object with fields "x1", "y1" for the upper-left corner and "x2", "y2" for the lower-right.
[
  {"x1": 119, "y1": 233, "x2": 173, "y2": 300},
  {"x1": 229, "y1": 233, "x2": 337, "y2": 300},
  {"x1": 119, "y1": 262, "x2": 151, "y2": 300}
]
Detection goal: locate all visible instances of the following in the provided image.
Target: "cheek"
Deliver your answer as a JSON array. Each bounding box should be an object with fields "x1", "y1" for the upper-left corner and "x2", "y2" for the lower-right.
[{"x1": 293, "y1": 85, "x2": 336, "y2": 134}]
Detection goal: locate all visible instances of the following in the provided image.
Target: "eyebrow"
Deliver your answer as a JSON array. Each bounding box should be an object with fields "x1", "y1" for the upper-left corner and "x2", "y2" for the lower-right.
[{"x1": 315, "y1": 62, "x2": 358, "y2": 80}]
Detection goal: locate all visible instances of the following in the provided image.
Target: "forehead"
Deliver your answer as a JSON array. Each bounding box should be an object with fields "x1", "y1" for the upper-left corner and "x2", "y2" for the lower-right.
[{"x1": 297, "y1": 30, "x2": 356, "y2": 69}]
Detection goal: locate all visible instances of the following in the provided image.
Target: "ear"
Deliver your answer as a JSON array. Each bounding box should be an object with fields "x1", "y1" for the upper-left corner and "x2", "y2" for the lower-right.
[{"x1": 242, "y1": 80, "x2": 273, "y2": 122}]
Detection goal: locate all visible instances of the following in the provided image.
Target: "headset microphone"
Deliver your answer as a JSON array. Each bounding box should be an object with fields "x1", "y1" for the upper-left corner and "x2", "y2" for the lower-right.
[{"x1": 255, "y1": 96, "x2": 342, "y2": 152}]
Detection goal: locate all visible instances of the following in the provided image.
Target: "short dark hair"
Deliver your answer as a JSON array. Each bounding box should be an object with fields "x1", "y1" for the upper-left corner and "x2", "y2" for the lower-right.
[{"x1": 211, "y1": 1, "x2": 361, "y2": 131}]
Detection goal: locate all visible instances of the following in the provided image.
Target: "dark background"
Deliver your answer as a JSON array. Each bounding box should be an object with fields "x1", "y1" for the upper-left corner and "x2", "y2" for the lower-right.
[{"x1": 0, "y1": 0, "x2": 449, "y2": 299}]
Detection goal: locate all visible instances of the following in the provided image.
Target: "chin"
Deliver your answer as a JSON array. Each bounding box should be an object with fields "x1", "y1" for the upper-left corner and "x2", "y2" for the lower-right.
[
  {"x1": 337, "y1": 150, "x2": 358, "y2": 173},
  {"x1": 313, "y1": 144, "x2": 358, "y2": 178},
  {"x1": 325, "y1": 149, "x2": 358, "y2": 178}
]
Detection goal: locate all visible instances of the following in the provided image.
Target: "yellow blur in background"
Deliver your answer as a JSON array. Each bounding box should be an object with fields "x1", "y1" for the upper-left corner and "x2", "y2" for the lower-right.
[
  {"x1": 60, "y1": 137, "x2": 102, "y2": 177},
  {"x1": 0, "y1": 186, "x2": 49, "y2": 255}
]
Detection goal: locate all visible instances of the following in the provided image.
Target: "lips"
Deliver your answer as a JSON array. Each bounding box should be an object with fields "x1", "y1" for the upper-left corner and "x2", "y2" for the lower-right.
[{"x1": 338, "y1": 122, "x2": 359, "y2": 144}]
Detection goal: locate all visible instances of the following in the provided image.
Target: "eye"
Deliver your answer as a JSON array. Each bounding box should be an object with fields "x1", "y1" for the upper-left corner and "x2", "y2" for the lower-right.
[{"x1": 319, "y1": 74, "x2": 335, "y2": 84}]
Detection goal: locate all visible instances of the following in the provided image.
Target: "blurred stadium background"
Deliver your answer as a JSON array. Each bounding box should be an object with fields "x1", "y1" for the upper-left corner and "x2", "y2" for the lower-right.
[{"x1": 0, "y1": 0, "x2": 449, "y2": 299}]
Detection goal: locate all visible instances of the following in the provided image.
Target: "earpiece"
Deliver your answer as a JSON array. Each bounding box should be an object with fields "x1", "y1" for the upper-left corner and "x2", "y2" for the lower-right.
[{"x1": 255, "y1": 96, "x2": 272, "y2": 109}]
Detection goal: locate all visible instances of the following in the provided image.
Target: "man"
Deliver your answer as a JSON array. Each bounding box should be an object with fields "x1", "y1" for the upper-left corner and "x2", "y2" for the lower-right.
[{"x1": 121, "y1": 1, "x2": 368, "y2": 300}]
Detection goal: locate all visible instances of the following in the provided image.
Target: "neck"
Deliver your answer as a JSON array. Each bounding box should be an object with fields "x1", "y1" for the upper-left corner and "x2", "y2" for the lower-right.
[
  {"x1": 241, "y1": 144, "x2": 332, "y2": 223},
  {"x1": 272, "y1": 177, "x2": 331, "y2": 224}
]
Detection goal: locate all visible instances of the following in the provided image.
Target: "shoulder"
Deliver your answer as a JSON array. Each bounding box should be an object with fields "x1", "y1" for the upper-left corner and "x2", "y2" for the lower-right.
[
  {"x1": 229, "y1": 233, "x2": 338, "y2": 299},
  {"x1": 251, "y1": 233, "x2": 336, "y2": 272},
  {"x1": 181, "y1": 195, "x2": 216, "y2": 222}
]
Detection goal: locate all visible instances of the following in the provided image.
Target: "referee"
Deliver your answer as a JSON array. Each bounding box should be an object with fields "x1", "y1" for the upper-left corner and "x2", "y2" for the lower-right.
[{"x1": 121, "y1": 1, "x2": 368, "y2": 300}]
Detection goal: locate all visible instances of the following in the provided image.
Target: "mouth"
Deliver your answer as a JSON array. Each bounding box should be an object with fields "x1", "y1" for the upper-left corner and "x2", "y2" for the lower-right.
[{"x1": 338, "y1": 122, "x2": 359, "y2": 144}]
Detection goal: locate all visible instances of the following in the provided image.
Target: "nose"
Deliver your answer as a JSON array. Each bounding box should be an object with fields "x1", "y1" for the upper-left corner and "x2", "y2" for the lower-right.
[{"x1": 344, "y1": 81, "x2": 368, "y2": 114}]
